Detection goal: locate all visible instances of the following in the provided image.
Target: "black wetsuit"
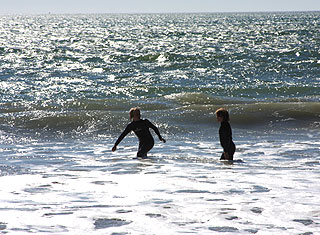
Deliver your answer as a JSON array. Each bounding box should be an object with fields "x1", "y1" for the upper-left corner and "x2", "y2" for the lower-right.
[
  {"x1": 114, "y1": 119, "x2": 163, "y2": 158},
  {"x1": 219, "y1": 121, "x2": 236, "y2": 160}
]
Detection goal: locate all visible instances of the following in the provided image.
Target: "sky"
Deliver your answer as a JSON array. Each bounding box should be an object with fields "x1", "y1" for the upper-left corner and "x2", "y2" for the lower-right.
[{"x1": 0, "y1": 0, "x2": 320, "y2": 14}]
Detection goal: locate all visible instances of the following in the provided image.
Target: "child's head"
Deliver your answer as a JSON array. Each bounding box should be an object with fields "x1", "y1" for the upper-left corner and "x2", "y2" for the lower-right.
[
  {"x1": 129, "y1": 107, "x2": 141, "y2": 120},
  {"x1": 215, "y1": 108, "x2": 229, "y2": 122}
]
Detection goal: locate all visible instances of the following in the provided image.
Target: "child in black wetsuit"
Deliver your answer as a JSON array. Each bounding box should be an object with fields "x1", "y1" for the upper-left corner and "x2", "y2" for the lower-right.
[
  {"x1": 112, "y1": 107, "x2": 166, "y2": 158},
  {"x1": 215, "y1": 108, "x2": 236, "y2": 161}
]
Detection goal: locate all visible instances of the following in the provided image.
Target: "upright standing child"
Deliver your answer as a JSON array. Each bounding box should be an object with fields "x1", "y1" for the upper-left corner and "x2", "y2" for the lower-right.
[
  {"x1": 215, "y1": 108, "x2": 236, "y2": 161},
  {"x1": 112, "y1": 107, "x2": 166, "y2": 158}
]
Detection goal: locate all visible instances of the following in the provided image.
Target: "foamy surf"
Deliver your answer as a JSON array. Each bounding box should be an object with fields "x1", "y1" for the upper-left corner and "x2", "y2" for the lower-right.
[{"x1": 0, "y1": 134, "x2": 319, "y2": 234}]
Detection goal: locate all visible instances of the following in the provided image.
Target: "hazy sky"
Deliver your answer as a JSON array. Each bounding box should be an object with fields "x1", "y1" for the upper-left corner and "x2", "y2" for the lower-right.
[{"x1": 1, "y1": 0, "x2": 320, "y2": 14}]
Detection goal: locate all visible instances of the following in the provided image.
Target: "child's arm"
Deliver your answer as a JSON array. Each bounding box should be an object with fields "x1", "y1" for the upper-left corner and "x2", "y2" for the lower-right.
[
  {"x1": 146, "y1": 120, "x2": 166, "y2": 143},
  {"x1": 112, "y1": 125, "x2": 131, "y2": 151}
]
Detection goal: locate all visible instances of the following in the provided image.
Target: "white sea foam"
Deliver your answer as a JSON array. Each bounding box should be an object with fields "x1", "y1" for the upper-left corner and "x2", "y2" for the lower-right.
[{"x1": 0, "y1": 132, "x2": 319, "y2": 234}]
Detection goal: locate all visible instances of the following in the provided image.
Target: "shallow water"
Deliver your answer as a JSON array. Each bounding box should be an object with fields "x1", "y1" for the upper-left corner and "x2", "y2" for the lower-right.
[{"x1": 0, "y1": 129, "x2": 319, "y2": 234}]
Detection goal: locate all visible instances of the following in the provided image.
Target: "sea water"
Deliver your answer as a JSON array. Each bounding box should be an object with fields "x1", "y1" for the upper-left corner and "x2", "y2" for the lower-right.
[{"x1": 0, "y1": 12, "x2": 319, "y2": 234}]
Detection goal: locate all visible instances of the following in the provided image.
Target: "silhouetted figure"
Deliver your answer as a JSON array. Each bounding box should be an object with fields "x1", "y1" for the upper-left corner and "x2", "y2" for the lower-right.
[
  {"x1": 112, "y1": 107, "x2": 166, "y2": 158},
  {"x1": 215, "y1": 108, "x2": 236, "y2": 161}
]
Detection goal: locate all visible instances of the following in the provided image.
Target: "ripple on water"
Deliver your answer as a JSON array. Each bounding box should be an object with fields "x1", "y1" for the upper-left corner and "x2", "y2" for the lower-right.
[
  {"x1": 0, "y1": 222, "x2": 7, "y2": 230},
  {"x1": 224, "y1": 189, "x2": 245, "y2": 195},
  {"x1": 244, "y1": 228, "x2": 259, "y2": 234},
  {"x1": 208, "y1": 226, "x2": 239, "y2": 232},
  {"x1": 91, "y1": 180, "x2": 118, "y2": 185},
  {"x1": 251, "y1": 185, "x2": 270, "y2": 193},
  {"x1": 23, "y1": 185, "x2": 51, "y2": 194},
  {"x1": 145, "y1": 213, "x2": 165, "y2": 218},
  {"x1": 292, "y1": 219, "x2": 314, "y2": 226},
  {"x1": 174, "y1": 189, "x2": 211, "y2": 194},
  {"x1": 94, "y1": 218, "x2": 131, "y2": 229},
  {"x1": 206, "y1": 198, "x2": 226, "y2": 202},
  {"x1": 43, "y1": 212, "x2": 73, "y2": 217},
  {"x1": 151, "y1": 199, "x2": 173, "y2": 205},
  {"x1": 116, "y1": 209, "x2": 133, "y2": 214},
  {"x1": 225, "y1": 216, "x2": 239, "y2": 220},
  {"x1": 219, "y1": 207, "x2": 237, "y2": 215},
  {"x1": 250, "y1": 207, "x2": 264, "y2": 214}
]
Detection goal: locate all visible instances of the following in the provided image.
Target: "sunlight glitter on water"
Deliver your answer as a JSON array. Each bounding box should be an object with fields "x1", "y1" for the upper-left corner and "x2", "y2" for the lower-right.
[{"x1": 0, "y1": 12, "x2": 319, "y2": 234}]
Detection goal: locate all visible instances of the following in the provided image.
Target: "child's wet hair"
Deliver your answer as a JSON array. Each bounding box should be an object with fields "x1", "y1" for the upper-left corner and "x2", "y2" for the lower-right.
[
  {"x1": 129, "y1": 107, "x2": 141, "y2": 120},
  {"x1": 215, "y1": 108, "x2": 230, "y2": 122}
]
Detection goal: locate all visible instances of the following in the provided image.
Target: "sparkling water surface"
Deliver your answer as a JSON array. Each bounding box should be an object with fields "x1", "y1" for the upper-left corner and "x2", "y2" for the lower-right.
[{"x1": 0, "y1": 12, "x2": 319, "y2": 234}]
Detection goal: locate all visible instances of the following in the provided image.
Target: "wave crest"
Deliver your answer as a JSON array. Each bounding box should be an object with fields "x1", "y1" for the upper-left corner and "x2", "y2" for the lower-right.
[{"x1": 1, "y1": 95, "x2": 319, "y2": 138}]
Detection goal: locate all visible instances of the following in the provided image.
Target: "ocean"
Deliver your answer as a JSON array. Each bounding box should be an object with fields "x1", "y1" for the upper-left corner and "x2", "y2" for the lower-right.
[{"x1": 0, "y1": 12, "x2": 319, "y2": 234}]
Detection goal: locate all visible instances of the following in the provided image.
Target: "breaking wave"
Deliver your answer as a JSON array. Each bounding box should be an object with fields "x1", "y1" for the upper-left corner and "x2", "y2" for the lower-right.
[{"x1": 1, "y1": 93, "x2": 319, "y2": 139}]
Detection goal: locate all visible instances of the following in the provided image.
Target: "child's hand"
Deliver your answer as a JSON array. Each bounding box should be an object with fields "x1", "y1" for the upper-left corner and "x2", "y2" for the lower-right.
[{"x1": 112, "y1": 146, "x2": 117, "y2": 152}]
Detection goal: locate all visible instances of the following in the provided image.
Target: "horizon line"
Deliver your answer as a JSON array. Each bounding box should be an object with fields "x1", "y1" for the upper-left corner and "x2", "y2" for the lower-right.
[{"x1": 1, "y1": 10, "x2": 319, "y2": 16}]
